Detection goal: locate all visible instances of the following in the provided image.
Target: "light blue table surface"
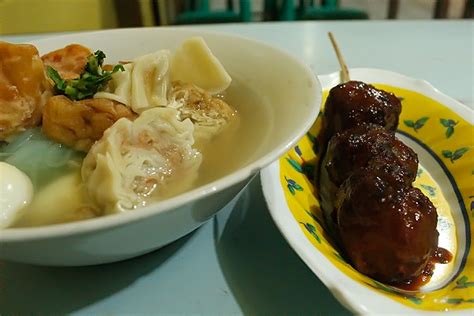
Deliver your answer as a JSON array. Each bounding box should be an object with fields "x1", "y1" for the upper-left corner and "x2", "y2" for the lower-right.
[{"x1": 0, "y1": 21, "x2": 472, "y2": 315}]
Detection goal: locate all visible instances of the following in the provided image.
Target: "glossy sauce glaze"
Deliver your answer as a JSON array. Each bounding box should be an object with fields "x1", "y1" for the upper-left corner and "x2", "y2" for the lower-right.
[
  {"x1": 317, "y1": 80, "x2": 452, "y2": 290},
  {"x1": 320, "y1": 81, "x2": 401, "y2": 146},
  {"x1": 397, "y1": 247, "x2": 453, "y2": 291}
]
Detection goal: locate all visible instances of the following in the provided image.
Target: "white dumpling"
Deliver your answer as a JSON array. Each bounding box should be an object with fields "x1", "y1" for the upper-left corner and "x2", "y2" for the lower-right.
[
  {"x1": 131, "y1": 50, "x2": 170, "y2": 112},
  {"x1": 170, "y1": 37, "x2": 231, "y2": 94},
  {"x1": 15, "y1": 171, "x2": 98, "y2": 227},
  {"x1": 94, "y1": 63, "x2": 133, "y2": 105},
  {"x1": 81, "y1": 107, "x2": 202, "y2": 214},
  {"x1": 94, "y1": 50, "x2": 171, "y2": 113}
]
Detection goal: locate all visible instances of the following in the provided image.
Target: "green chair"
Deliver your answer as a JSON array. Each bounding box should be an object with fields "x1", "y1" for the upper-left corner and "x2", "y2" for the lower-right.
[
  {"x1": 465, "y1": 0, "x2": 474, "y2": 18},
  {"x1": 276, "y1": 0, "x2": 368, "y2": 21},
  {"x1": 174, "y1": 0, "x2": 251, "y2": 24}
]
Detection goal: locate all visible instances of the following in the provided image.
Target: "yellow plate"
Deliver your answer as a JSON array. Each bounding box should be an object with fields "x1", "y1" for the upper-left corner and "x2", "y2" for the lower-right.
[{"x1": 261, "y1": 68, "x2": 473, "y2": 314}]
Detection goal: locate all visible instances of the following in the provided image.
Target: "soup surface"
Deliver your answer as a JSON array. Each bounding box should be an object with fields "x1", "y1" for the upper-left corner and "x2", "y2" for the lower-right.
[{"x1": 8, "y1": 79, "x2": 272, "y2": 227}]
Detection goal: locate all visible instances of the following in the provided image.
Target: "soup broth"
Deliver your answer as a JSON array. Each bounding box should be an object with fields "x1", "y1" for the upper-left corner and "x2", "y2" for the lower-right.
[
  {"x1": 195, "y1": 79, "x2": 272, "y2": 187},
  {"x1": 10, "y1": 79, "x2": 271, "y2": 227}
]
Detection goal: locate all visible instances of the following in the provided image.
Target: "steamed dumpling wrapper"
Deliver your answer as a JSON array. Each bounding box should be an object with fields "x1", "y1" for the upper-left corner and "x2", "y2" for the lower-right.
[
  {"x1": 94, "y1": 50, "x2": 171, "y2": 113},
  {"x1": 170, "y1": 36, "x2": 231, "y2": 95},
  {"x1": 95, "y1": 37, "x2": 232, "y2": 113},
  {"x1": 81, "y1": 107, "x2": 202, "y2": 214},
  {"x1": 94, "y1": 63, "x2": 133, "y2": 105},
  {"x1": 131, "y1": 50, "x2": 170, "y2": 111}
]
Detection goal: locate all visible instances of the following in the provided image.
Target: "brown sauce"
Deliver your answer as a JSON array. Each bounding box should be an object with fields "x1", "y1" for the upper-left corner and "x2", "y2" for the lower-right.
[
  {"x1": 396, "y1": 247, "x2": 453, "y2": 291},
  {"x1": 432, "y1": 247, "x2": 453, "y2": 264}
]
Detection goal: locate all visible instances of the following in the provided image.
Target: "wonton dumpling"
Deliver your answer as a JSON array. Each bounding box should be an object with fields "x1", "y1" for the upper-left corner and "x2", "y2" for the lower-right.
[
  {"x1": 171, "y1": 37, "x2": 231, "y2": 95},
  {"x1": 81, "y1": 107, "x2": 202, "y2": 214},
  {"x1": 170, "y1": 81, "x2": 237, "y2": 145},
  {"x1": 131, "y1": 50, "x2": 170, "y2": 111},
  {"x1": 95, "y1": 63, "x2": 133, "y2": 105},
  {"x1": 0, "y1": 42, "x2": 50, "y2": 140},
  {"x1": 95, "y1": 50, "x2": 171, "y2": 113}
]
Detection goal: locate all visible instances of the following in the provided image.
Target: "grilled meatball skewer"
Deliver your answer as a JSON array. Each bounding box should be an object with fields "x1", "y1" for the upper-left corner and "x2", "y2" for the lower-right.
[{"x1": 316, "y1": 33, "x2": 450, "y2": 288}]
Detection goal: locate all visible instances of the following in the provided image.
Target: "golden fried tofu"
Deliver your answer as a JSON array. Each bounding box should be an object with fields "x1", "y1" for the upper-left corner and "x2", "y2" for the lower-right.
[
  {"x1": 0, "y1": 41, "x2": 49, "y2": 140},
  {"x1": 42, "y1": 44, "x2": 92, "y2": 79},
  {"x1": 42, "y1": 96, "x2": 136, "y2": 152}
]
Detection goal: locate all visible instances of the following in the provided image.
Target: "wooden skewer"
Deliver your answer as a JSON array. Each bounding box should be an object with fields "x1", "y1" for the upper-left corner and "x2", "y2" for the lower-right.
[{"x1": 328, "y1": 32, "x2": 350, "y2": 83}]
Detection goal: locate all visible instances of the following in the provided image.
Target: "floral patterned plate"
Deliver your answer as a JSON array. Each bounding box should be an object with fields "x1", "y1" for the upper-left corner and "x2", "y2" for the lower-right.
[{"x1": 260, "y1": 68, "x2": 473, "y2": 315}]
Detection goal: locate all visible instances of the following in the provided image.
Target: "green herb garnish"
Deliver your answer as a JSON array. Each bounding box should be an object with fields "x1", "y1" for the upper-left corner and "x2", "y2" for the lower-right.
[{"x1": 46, "y1": 50, "x2": 124, "y2": 101}]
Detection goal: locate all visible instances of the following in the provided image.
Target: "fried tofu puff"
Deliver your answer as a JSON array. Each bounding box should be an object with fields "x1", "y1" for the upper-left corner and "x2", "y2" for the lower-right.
[
  {"x1": 41, "y1": 44, "x2": 92, "y2": 79},
  {"x1": 0, "y1": 41, "x2": 50, "y2": 140},
  {"x1": 42, "y1": 96, "x2": 136, "y2": 152}
]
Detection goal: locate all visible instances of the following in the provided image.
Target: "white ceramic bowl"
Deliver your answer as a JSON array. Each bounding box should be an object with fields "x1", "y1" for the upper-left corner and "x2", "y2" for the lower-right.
[{"x1": 0, "y1": 28, "x2": 321, "y2": 266}]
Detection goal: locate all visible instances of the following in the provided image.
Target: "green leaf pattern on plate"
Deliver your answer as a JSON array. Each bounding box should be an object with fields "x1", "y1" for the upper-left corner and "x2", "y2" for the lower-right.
[
  {"x1": 300, "y1": 222, "x2": 321, "y2": 243},
  {"x1": 454, "y1": 276, "x2": 474, "y2": 289},
  {"x1": 437, "y1": 216, "x2": 453, "y2": 231},
  {"x1": 333, "y1": 252, "x2": 347, "y2": 264},
  {"x1": 294, "y1": 145, "x2": 302, "y2": 157},
  {"x1": 404, "y1": 117, "x2": 429, "y2": 132},
  {"x1": 416, "y1": 168, "x2": 423, "y2": 178},
  {"x1": 368, "y1": 280, "x2": 422, "y2": 305},
  {"x1": 285, "y1": 176, "x2": 303, "y2": 195},
  {"x1": 286, "y1": 157, "x2": 303, "y2": 173},
  {"x1": 306, "y1": 132, "x2": 319, "y2": 154},
  {"x1": 307, "y1": 132, "x2": 317, "y2": 143},
  {"x1": 440, "y1": 118, "x2": 458, "y2": 138},
  {"x1": 304, "y1": 209, "x2": 324, "y2": 226},
  {"x1": 420, "y1": 184, "x2": 436, "y2": 197},
  {"x1": 442, "y1": 147, "x2": 470, "y2": 163},
  {"x1": 446, "y1": 298, "x2": 474, "y2": 304}
]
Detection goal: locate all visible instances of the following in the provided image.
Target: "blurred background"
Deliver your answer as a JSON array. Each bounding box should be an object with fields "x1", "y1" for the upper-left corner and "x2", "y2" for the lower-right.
[{"x1": 0, "y1": 0, "x2": 472, "y2": 35}]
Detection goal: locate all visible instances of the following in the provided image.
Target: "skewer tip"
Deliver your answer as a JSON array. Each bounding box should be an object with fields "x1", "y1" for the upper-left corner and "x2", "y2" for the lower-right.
[{"x1": 328, "y1": 32, "x2": 350, "y2": 83}]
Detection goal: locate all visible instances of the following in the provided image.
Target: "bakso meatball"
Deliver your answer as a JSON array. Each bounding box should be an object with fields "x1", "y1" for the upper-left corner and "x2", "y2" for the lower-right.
[
  {"x1": 322, "y1": 81, "x2": 401, "y2": 143},
  {"x1": 325, "y1": 124, "x2": 418, "y2": 188},
  {"x1": 42, "y1": 44, "x2": 92, "y2": 79},
  {"x1": 42, "y1": 95, "x2": 136, "y2": 152},
  {"x1": 336, "y1": 169, "x2": 439, "y2": 284},
  {"x1": 170, "y1": 81, "x2": 238, "y2": 146},
  {"x1": 0, "y1": 41, "x2": 50, "y2": 140},
  {"x1": 319, "y1": 124, "x2": 418, "y2": 224}
]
